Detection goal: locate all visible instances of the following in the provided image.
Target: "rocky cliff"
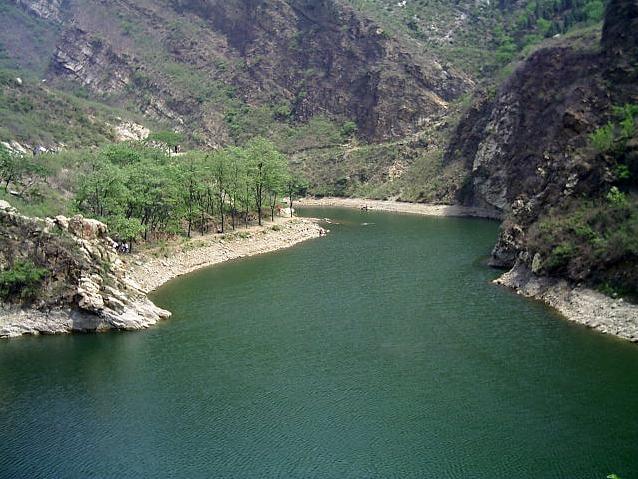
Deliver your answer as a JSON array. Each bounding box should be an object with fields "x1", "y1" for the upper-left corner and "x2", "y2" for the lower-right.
[
  {"x1": 447, "y1": 0, "x2": 638, "y2": 296},
  {"x1": 0, "y1": 201, "x2": 169, "y2": 338},
  {"x1": 7, "y1": 0, "x2": 471, "y2": 143}
]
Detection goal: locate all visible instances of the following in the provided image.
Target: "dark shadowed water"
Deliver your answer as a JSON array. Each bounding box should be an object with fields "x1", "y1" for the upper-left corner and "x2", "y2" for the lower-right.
[{"x1": 1, "y1": 207, "x2": 637, "y2": 478}]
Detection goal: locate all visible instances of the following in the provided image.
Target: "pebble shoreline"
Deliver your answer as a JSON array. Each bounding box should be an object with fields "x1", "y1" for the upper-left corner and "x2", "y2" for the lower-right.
[
  {"x1": 495, "y1": 264, "x2": 638, "y2": 343},
  {"x1": 127, "y1": 217, "x2": 326, "y2": 293},
  {"x1": 297, "y1": 197, "x2": 502, "y2": 219}
]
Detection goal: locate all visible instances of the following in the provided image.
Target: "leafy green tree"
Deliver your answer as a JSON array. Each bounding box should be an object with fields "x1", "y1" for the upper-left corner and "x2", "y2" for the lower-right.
[
  {"x1": 100, "y1": 143, "x2": 142, "y2": 165},
  {"x1": 0, "y1": 147, "x2": 48, "y2": 195},
  {"x1": 76, "y1": 158, "x2": 127, "y2": 219},
  {"x1": 226, "y1": 146, "x2": 248, "y2": 230},
  {"x1": 108, "y1": 215, "x2": 144, "y2": 249},
  {"x1": 176, "y1": 152, "x2": 204, "y2": 238},
  {"x1": 123, "y1": 155, "x2": 180, "y2": 240},
  {"x1": 246, "y1": 138, "x2": 289, "y2": 224},
  {"x1": 148, "y1": 131, "x2": 184, "y2": 154},
  {"x1": 209, "y1": 149, "x2": 231, "y2": 233},
  {"x1": 286, "y1": 174, "x2": 309, "y2": 217}
]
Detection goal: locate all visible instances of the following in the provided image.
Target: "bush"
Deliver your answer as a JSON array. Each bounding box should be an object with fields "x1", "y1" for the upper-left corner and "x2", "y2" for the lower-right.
[
  {"x1": 606, "y1": 186, "x2": 628, "y2": 206},
  {"x1": 545, "y1": 242, "x2": 576, "y2": 272},
  {"x1": 340, "y1": 121, "x2": 358, "y2": 139},
  {"x1": 590, "y1": 122, "x2": 615, "y2": 152},
  {"x1": 529, "y1": 198, "x2": 638, "y2": 297},
  {"x1": 0, "y1": 260, "x2": 48, "y2": 302}
]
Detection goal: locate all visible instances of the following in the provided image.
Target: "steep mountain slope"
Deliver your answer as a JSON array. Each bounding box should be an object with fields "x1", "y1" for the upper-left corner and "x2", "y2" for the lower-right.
[
  {"x1": 1, "y1": 0, "x2": 472, "y2": 146},
  {"x1": 447, "y1": 0, "x2": 638, "y2": 294}
]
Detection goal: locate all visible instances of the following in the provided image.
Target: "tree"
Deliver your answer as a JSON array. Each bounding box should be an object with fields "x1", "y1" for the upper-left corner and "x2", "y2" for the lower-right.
[
  {"x1": 76, "y1": 158, "x2": 127, "y2": 219},
  {"x1": 265, "y1": 156, "x2": 288, "y2": 222},
  {"x1": 177, "y1": 152, "x2": 204, "y2": 238},
  {"x1": 246, "y1": 138, "x2": 289, "y2": 224},
  {"x1": 0, "y1": 147, "x2": 48, "y2": 195},
  {"x1": 148, "y1": 131, "x2": 184, "y2": 155},
  {"x1": 108, "y1": 215, "x2": 144, "y2": 250},
  {"x1": 123, "y1": 154, "x2": 181, "y2": 240},
  {"x1": 226, "y1": 146, "x2": 248, "y2": 230},
  {"x1": 209, "y1": 149, "x2": 231, "y2": 233},
  {"x1": 286, "y1": 175, "x2": 309, "y2": 217}
]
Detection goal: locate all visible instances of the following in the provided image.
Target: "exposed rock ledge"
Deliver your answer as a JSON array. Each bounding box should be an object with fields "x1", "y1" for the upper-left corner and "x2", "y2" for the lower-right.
[
  {"x1": 127, "y1": 218, "x2": 326, "y2": 293},
  {"x1": 1, "y1": 203, "x2": 325, "y2": 338},
  {"x1": 495, "y1": 263, "x2": 638, "y2": 343},
  {"x1": 0, "y1": 201, "x2": 170, "y2": 339}
]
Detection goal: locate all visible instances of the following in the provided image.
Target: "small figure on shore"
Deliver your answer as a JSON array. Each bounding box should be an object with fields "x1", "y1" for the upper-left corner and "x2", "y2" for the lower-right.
[
  {"x1": 361, "y1": 205, "x2": 369, "y2": 211},
  {"x1": 115, "y1": 242, "x2": 130, "y2": 254}
]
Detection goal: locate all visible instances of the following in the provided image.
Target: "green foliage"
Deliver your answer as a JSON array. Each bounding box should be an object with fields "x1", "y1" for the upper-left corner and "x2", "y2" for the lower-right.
[
  {"x1": 0, "y1": 68, "x2": 140, "y2": 148},
  {"x1": 545, "y1": 242, "x2": 576, "y2": 271},
  {"x1": 108, "y1": 215, "x2": 145, "y2": 242},
  {"x1": 590, "y1": 105, "x2": 638, "y2": 187},
  {"x1": 0, "y1": 145, "x2": 49, "y2": 197},
  {"x1": 0, "y1": 259, "x2": 48, "y2": 302},
  {"x1": 68, "y1": 139, "x2": 292, "y2": 240},
  {"x1": 340, "y1": 121, "x2": 358, "y2": 139},
  {"x1": 613, "y1": 104, "x2": 638, "y2": 140},
  {"x1": 529, "y1": 198, "x2": 638, "y2": 297},
  {"x1": 590, "y1": 122, "x2": 615, "y2": 152},
  {"x1": 583, "y1": 0, "x2": 604, "y2": 22},
  {"x1": 344, "y1": 0, "x2": 605, "y2": 78},
  {"x1": 148, "y1": 131, "x2": 184, "y2": 151},
  {"x1": 606, "y1": 186, "x2": 628, "y2": 206}
]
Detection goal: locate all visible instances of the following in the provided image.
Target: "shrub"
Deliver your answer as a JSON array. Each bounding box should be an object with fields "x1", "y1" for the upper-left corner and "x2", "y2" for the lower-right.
[
  {"x1": 606, "y1": 186, "x2": 628, "y2": 206},
  {"x1": 0, "y1": 260, "x2": 48, "y2": 302},
  {"x1": 340, "y1": 121, "x2": 358, "y2": 139},
  {"x1": 529, "y1": 198, "x2": 638, "y2": 297},
  {"x1": 544, "y1": 242, "x2": 576, "y2": 272},
  {"x1": 590, "y1": 122, "x2": 615, "y2": 152}
]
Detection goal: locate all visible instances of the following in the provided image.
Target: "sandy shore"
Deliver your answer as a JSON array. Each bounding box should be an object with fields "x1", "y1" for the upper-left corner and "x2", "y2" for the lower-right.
[
  {"x1": 297, "y1": 197, "x2": 502, "y2": 219},
  {"x1": 127, "y1": 217, "x2": 326, "y2": 293},
  {"x1": 495, "y1": 264, "x2": 638, "y2": 343}
]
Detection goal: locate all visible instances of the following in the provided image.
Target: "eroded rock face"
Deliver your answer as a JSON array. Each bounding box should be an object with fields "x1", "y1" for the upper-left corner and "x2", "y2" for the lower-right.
[
  {"x1": 0, "y1": 204, "x2": 170, "y2": 339},
  {"x1": 172, "y1": 0, "x2": 472, "y2": 140},
  {"x1": 445, "y1": 0, "x2": 638, "y2": 300},
  {"x1": 14, "y1": 0, "x2": 63, "y2": 22},
  {"x1": 448, "y1": 18, "x2": 636, "y2": 272},
  {"x1": 51, "y1": 28, "x2": 134, "y2": 95},
  {"x1": 468, "y1": 45, "x2": 609, "y2": 221},
  {"x1": 18, "y1": 0, "x2": 472, "y2": 142}
]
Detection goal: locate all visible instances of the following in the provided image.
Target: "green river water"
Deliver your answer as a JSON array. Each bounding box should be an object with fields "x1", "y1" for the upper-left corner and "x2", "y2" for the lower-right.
[{"x1": 0, "y1": 207, "x2": 637, "y2": 478}]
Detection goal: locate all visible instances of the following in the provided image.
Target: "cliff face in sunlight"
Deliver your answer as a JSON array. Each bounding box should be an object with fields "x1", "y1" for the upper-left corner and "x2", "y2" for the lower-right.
[{"x1": 0, "y1": 201, "x2": 169, "y2": 338}]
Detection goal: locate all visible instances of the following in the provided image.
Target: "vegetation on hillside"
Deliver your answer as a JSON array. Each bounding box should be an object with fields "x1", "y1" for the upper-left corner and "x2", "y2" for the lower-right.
[
  {"x1": 0, "y1": 67, "x2": 156, "y2": 148},
  {"x1": 346, "y1": 0, "x2": 605, "y2": 76},
  {"x1": 0, "y1": 139, "x2": 305, "y2": 247},
  {"x1": 527, "y1": 104, "x2": 638, "y2": 297}
]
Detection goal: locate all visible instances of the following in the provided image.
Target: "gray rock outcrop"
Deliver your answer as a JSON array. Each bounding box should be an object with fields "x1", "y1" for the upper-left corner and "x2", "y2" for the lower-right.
[{"x1": 0, "y1": 202, "x2": 170, "y2": 339}]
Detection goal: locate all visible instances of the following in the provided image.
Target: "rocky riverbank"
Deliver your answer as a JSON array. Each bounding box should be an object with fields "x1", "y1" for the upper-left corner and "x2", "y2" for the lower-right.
[
  {"x1": 297, "y1": 197, "x2": 502, "y2": 219},
  {"x1": 0, "y1": 201, "x2": 170, "y2": 339},
  {"x1": 127, "y1": 218, "x2": 326, "y2": 293},
  {"x1": 0, "y1": 201, "x2": 325, "y2": 338},
  {"x1": 495, "y1": 264, "x2": 638, "y2": 343}
]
